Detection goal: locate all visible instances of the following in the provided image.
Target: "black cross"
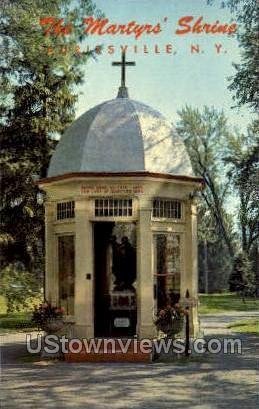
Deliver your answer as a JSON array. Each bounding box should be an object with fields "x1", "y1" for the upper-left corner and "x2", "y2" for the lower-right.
[{"x1": 112, "y1": 51, "x2": 136, "y2": 87}]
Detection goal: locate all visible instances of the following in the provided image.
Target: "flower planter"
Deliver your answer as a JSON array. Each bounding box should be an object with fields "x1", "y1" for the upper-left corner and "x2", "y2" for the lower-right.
[
  {"x1": 42, "y1": 319, "x2": 64, "y2": 334},
  {"x1": 156, "y1": 317, "x2": 184, "y2": 337},
  {"x1": 155, "y1": 305, "x2": 186, "y2": 338}
]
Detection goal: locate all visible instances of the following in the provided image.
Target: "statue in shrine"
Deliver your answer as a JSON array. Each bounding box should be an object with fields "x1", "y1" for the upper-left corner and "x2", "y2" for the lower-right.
[
  {"x1": 110, "y1": 235, "x2": 121, "y2": 284},
  {"x1": 112, "y1": 236, "x2": 136, "y2": 292},
  {"x1": 119, "y1": 236, "x2": 136, "y2": 291}
]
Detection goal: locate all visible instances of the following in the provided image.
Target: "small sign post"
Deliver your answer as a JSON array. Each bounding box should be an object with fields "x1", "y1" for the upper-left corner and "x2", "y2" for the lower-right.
[{"x1": 184, "y1": 289, "x2": 190, "y2": 357}]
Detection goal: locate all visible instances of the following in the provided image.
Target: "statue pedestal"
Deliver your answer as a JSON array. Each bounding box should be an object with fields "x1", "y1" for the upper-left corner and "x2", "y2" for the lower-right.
[
  {"x1": 109, "y1": 290, "x2": 137, "y2": 336},
  {"x1": 110, "y1": 291, "x2": 136, "y2": 310}
]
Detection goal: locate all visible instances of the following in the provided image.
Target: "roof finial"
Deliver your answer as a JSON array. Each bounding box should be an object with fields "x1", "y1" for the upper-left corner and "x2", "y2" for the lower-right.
[{"x1": 112, "y1": 51, "x2": 136, "y2": 98}]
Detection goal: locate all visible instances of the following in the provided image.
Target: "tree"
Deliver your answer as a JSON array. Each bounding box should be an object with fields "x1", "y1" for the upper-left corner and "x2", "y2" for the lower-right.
[
  {"x1": 197, "y1": 204, "x2": 233, "y2": 292},
  {"x1": 229, "y1": 253, "x2": 256, "y2": 297},
  {"x1": 177, "y1": 106, "x2": 236, "y2": 292},
  {"x1": 177, "y1": 106, "x2": 235, "y2": 257},
  {"x1": 206, "y1": 1, "x2": 258, "y2": 294},
  {"x1": 208, "y1": 0, "x2": 258, "y2": 111},
  {"x1": 224, "y1": 124, "x2": 259, "y2": 295},
  {"x1": 224, "y1": 125, "x2": 259, "y2": 256},
  {"x1": 0, "y1": 0, "x2": 101, "y2": 273}
]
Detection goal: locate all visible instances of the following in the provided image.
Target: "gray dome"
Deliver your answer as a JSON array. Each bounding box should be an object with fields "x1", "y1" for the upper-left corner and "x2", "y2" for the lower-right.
[{"x1": 48, "y1": 98, "x2": 193, "y2": 177}]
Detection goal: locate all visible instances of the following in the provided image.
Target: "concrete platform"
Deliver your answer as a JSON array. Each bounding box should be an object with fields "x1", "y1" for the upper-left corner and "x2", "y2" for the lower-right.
[{"x1": 64, "y1": 339, "x2": 152, "y2": 363}]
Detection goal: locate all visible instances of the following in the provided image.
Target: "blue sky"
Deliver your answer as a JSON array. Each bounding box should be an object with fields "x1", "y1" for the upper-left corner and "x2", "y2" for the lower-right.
[{"x1": 75, "y1": 0, "x2": 253, "y2": 130}]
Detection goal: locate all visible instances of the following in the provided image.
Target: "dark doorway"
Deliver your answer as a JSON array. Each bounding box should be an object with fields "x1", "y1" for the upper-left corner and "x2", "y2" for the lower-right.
[
  {"x1": 94, "y1": 222, "x2": 137, "y2": 337},
  {"x1": 94, "y1": 222, "x2": 114, "y2": 337}
]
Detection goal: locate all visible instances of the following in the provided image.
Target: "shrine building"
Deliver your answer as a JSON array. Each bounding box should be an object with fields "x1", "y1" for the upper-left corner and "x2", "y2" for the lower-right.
[{"x1": 39, "y1": 53, "x2": 203, "y2": 339}]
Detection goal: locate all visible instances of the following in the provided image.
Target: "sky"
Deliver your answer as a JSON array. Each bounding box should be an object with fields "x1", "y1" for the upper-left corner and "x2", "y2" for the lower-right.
[{"x1": 75, "y1": 0, "x2": 253, "y2": 131}]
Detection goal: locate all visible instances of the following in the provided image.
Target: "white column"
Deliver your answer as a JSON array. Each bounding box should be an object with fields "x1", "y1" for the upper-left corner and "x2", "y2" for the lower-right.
[
  {"x1": 45, "y1": 201, "x2": 58, "y2": 304},
  {"x1": 184, "y1": 198, "x2": 199, "y2": 336},
  {"x1": 136, "y1": 198, "x2": 156, "y2": 339},
  {"x1": 74, "y1": 198, "x2": 94, "y2": 338},
  {"x1": 190, "y1": 201, "x2": 198, "y2": 298}
]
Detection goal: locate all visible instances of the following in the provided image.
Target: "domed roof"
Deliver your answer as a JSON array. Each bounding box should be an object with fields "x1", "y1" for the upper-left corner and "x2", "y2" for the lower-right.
[{"x1": 48, "y1": 96, "x2": 193, "y2": 177}]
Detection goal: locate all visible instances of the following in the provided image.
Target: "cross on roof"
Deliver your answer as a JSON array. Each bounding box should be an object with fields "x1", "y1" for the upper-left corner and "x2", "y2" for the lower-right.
[{"x1": 112, "y1": 51, "x2": 136, "y2": 88}]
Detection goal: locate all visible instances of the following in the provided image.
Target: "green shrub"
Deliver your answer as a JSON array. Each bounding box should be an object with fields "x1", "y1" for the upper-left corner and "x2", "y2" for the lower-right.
[
  {"x1": 0, "y1": 263, "x2": 43, "y2": 313},
  {"x1": 0, "y1": 312, "x2": 37, "y2": 330},
  {"x1": 0, "y1": 295, "x2": 7, "y2": 314}
]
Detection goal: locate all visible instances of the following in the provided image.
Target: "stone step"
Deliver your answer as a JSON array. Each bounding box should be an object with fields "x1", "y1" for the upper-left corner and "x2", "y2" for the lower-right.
[
  {"x1": 64, "y1": 339, "x2": 152, "y2": 363},
  {"x1": 64, "y1": 351, "x2": 151, "y2": 363}
]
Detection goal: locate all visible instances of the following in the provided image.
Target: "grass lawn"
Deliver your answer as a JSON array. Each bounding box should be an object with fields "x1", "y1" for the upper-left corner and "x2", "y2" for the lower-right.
[
  {"x1": 228, "y1": 319, "x2": 259, "y2": 335},
  {"x1": 199, "y1": 293, "x2": 259, "y2": 314}
]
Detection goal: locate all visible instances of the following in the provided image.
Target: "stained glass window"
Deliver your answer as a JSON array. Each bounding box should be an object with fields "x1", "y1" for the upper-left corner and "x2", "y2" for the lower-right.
[
  {"x1": 58, "y1": 235, "x2": 75, "y2": 315},
  {"x1": 154, "y1": 233, "x2": 181, "y2": 309}
]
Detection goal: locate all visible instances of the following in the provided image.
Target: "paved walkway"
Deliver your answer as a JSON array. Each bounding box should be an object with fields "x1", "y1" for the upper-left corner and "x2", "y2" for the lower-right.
[
  {"x1": 200, "y1": 310, "x2": 259, "y2": 335},
  {"x1": 1, "y1": 313, "x2": 258, "y2": 409}
]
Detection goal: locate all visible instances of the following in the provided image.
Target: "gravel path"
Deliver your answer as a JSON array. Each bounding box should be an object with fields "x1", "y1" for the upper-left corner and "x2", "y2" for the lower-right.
[{"x1": 0, "y1": 313, "x2": 258, "y2": 409}]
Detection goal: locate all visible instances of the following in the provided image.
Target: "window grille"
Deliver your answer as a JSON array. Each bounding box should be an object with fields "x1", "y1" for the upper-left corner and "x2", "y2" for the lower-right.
[
  {"x1": 57, "y1": 201, "x2": 75, "y2": 220},
  {"x1": 152, "y1": 199, "x2": 181, "y2": 219},
  {"x1": 95, "y1": 199, "x2": 133, "y2": 217}
]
